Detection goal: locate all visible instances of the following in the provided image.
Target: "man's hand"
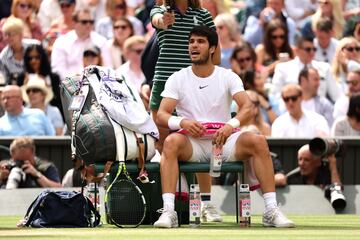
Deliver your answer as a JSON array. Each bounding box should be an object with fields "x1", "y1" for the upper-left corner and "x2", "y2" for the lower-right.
[
  {"x1": 181, "y1": 119, "x2": 205, "y2": 138},
  {"x1": 22, "y1": 161, "x2": 39, "y2": 178},
  {"x1": 212, "y1": 124, "x2": 233, "y2": 148}
]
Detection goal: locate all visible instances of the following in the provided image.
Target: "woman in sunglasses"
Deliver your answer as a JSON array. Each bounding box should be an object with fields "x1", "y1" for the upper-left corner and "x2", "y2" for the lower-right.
[
  {"x1": 0, "y1": 0, "x2": 42, "y2": 51},
  {"x1": 255, "y1": 19, "x2": 294, "y2": 80},
  {"x1": 96, "y1": 0, "x2": 143, "y2": 40},
  {"x1": 106, "y1": 17, "x2": 134, "y2": 69},
  {"x1": 332, "y1": 36, "x2": 360, "y2": 92}
]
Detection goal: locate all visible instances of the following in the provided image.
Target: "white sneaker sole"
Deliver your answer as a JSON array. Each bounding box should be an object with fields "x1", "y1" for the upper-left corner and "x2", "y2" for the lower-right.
[{"x1": 263, "y1": 222, "x2": 295, "y2": 228}]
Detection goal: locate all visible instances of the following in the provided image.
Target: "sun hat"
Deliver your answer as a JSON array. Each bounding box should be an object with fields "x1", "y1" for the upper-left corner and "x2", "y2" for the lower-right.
[{"x1": 21, "y1": 75, "x2": 54, "y2": 104}]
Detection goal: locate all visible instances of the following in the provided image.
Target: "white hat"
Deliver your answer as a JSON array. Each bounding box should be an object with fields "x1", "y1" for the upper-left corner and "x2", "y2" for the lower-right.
[{"x1": 21, "y1": 76, "x2": 54, "y2": 104}]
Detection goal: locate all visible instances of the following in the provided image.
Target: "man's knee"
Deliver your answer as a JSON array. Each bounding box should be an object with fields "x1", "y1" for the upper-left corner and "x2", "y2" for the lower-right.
[
  {"x1": 237, "y1": 132, "x2": 268, "y2": 152},
  {"x1": 163, "y1": 134, "x2": 184, "y2": 155}
]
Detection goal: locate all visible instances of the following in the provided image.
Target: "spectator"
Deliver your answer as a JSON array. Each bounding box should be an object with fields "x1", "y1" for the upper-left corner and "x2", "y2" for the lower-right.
[
  {"x1": 95, "y1": 0, "x2": 143, "y2": 40},
  {"x1": 243, "y1": 0, "x2": 296, "y2": 48},
  {"x1": 214, "y1": 13, "x2": 241, "y2": 69},
  {"x1": 0, "y1": 0, "x2": 43, "y2": 51},
  {"x1": 83, "y1": 44, "x2": 103, "y2": 67},
  {"x1": 0, "y1": 17, "x2": 40, "y2": 84},
  {"x1": 231, "y1": 41, "x2": 261, "y2": 76},
  {"x1": 19, "y1": 44, "x2": 63, "y2": 117},
  {"x1": 116, "y1": 36, "x2": 147, "y2": 108},
  {"x1": 299, "y1": 67, "x2": 334, "y2": 128},
  {"x1": 106, "y1": 17, "x2": 134, "y2": 69},
  {"x1": 42, "y1": 0, "x2": 76, "y2": 56},
  {"x1": 332, "y1": 92, "x2": 360, "y2": 136},
  {"x1": 301, "y1": 0, "x2": 345, "y2": 40},
  {"x1": 0, "y1": 80, "x2": 5, "y2": 117},
  {"x1": 271, "y1": 83, "x2": 330, "y2": 138},
  {"x1": 0, "y1": 159, "x2": 11, "y2": 188},
  {"x1": 149, "y1": 0, "x2": 219, "y2": 151},
  {"x1": 333, "y1": 69, "x2": 360, "y2": 120},
  {"x1": 51, "y1": 8, "x2": 111, "y2": 81},
  {"x1": 284, "y1": 0, "x2": 316, "y2": 28},
  {"x1": 200, "y1": 0, "x2": 228, "y2": 19},
  {"x1": 21, "y1": 76, "x2": 64, "y2": 136},
  {"x1": 5, "y1": 136, "x2": 61, "y2": 189},
  {"x1": 37, "y1": 0, "x2": 63, "y2": 33},
  {"x1": 331, "y1": 37, "x2": 360, "y2": 92},
  {"x1": 76, "y1": 0, "x2": 107, "y2": 25},
  {"x1": 272, "y1": 36, "x2": 342, "y2": 105},
  {"x1": 154, "y1": 25, "x2": 294, "y2": 228},
  {"x1": 0, "y1": 85, "x2": 55, "y2": 136},
  {"x1": 286, "y1": 143, "x2": 346, "y2": 210},
  {"x1": 255, "y1": 18, "x2": 294, "y2": 79},
  {"x1": 313, "y1": 17, "x2": 338, "y2": 64}
]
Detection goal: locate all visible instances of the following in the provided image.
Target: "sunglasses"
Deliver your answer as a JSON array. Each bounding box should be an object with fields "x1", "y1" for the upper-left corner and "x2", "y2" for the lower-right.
[
  {"x1": 318, "y1": 0, "x2": 329, "y2": 4},
  {"x1": 29, "y1": 55, "x2": 40, "y2": 61},
  {"x1": 283, "y1": 94, "x2": 300, "y2": 103},
  {"x1": 346, "y1": 79, "x2": 359, "y2": 86},
  {"x1": 130, "y1": 49, "x2": 144, "y2": 55},
  {"x1": 303, "y1": 47, "x2": 317, "y2": 53},
  {"x1": 271, "y1": 34, "x2": 285, "y2": 40},
  {"x1": 237, "y1": 56, "x2": 252, "y2": 63},
  {"x1": 115, "y1": 3, "x2": 126, "y2": 9},
  {"x1": 18, "y1": 3, "x2": 32, "y2": 9},
  {"x1": 26, "y1": 88, "x2": 42, "y2": 94},
  {"x1": 60, "y1": 3, "x2": 72, "y2": 8},
  {"x1": 113, "y1": 25, "x2": 129, "y2": 30},
  {"x1": 78, "y1": 20, "x2": 94, "y2": 25},
  {"x1": 343, "y1": 46, "x2": 360, "y2": 52},
  {"x1": 83, "y1": 52, "x2": 98, "y2": 57}
]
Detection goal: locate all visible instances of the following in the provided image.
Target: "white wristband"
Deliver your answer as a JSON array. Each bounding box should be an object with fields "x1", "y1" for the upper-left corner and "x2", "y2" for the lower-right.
[
  {"x1": 226, "y1": 118, "x2": 240, "y2": 128},
  {"x1": 168, "y1": 116, "x2": 184, "y2": 130}
]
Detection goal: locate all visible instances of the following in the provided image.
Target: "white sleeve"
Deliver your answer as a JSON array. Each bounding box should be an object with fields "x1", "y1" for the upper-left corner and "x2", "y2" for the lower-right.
[
  {"x1": 314, "y1": 115, "x2": 330, "y2": 136},
  {"x1": 271, "y1": 118, "x2": 283, "y2": 137},
  {"x1": 228, "y1": 71, "x2": 244, "y2": 96},
  {"x1": 161, "y1": 73, "x2": 180, "y2": 100},
  {"x1": 51, "y1": 39, "x2": 67, "y2": 81}
]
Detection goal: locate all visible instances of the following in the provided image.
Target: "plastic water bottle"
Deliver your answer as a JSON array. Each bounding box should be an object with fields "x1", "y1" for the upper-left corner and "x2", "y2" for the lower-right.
[
  {"x1": 189, "y1": 184, "x2": 201, "y2": 227},
  {"x1": 239, "y1": 184, "x2": 251, "y2": 227},
  {"x1": 210, "y1": 145, "x2": 222, "y2": 177}
]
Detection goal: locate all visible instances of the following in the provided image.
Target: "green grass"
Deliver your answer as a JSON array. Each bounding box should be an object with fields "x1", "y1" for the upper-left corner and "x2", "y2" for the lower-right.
[{"x1": 1, "y1": 215, "x2": 359, "y2": 240}]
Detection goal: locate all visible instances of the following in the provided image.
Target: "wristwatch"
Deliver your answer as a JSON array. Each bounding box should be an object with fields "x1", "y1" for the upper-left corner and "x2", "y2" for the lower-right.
[{"x1": 35, "y1": 171, "x2": 43, "y2": 179}]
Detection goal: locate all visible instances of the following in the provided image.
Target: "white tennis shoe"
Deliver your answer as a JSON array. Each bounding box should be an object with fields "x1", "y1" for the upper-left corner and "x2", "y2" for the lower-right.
[
  {"x1": 201, "y1": 203, "x2": 223, "y2": 222},
  {"x1": 154, "y1": 209, "x2": 178, "y2": 228},
  {"x1": 262, "y1": 207, "x2": 295, "y2": 228}
]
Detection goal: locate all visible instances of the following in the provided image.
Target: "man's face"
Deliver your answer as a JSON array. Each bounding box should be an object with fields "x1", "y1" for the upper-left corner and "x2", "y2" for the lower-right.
[
  {"x1": 347, "y1": 72, "x2": 360, "y2": 95},
  {"x1": 298, "y1": 148, "x2": 321, "y2": 176},
  {"x1": 189, "y1": 35, "x2": 212, "y2": 65},
  {"x1": 1, "y1": 88, "x2": 23, "y2": 115},
  {"x1": 2, "y1": 30, "x2": 22, "y2": 48},
  {"x1": 307, "y1": 69, "x2": 321, "y2": 97},
  {"x1": 315, "y1": 30, "x2": 331, "y2": 47},
  {"x1": 282, "y1": 88, "x2": 302, "y2": 117},
  {"x1": 74, "y1": 12, "x2": 94, "y2": 39},
  {"x1": 298, "y1": 41, "x2": 316, "y2": 64},
  {"x1": 267, "y1": 0, "x2": 283, "y2": 15},
  {"x1": 11, "y1": 148, "x2": 35, "y2": 166}
]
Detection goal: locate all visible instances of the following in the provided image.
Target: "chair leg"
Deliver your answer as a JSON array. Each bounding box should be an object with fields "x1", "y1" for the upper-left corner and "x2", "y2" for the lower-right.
[
  {"x1": 178, "y1": 171, "x2": 182, "y2": 227},
  {"x1": 235, "y1": 172, "x2": 239, "y2": 223}
]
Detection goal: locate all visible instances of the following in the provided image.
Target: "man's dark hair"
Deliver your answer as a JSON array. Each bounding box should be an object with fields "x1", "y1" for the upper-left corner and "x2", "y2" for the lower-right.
[
  {"x1": 298, "y1": 67, "x2": 318, "y2": 85},
  {"x1": 347, "y1": 92, "x2": 360, "y2": 122},
  {"x1": 316, "y1": 17, "x2": 333, "y2": 32},
  {"x1": 295, "y1": 35, "x2": 314, "y2": 49},
  {"x1": 188, "y1": 25, "x2": 218, "y2": 48}
]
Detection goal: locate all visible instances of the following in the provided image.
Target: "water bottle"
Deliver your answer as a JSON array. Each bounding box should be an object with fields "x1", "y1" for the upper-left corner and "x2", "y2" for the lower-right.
[
  {"x1": 189, "y1": 184, "x2": 201, "y2": 227},
  {"x1": 239, "y1": 184, "x2": 251, "y2": 227},
  {"x1": 210, "y1": 145, "x2": 222, "y2": 177}
]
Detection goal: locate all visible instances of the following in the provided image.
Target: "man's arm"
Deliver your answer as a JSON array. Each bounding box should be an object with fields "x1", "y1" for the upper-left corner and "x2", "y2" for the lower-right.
[
  {"x1": 157, "y1": 97, "x2": 205, "y2": 138},
  {"x1": 327, "y1": 154, "x2": 341, "y2": 185}
]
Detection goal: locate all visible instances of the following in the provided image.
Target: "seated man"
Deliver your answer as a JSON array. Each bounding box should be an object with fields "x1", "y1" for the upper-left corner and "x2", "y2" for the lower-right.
[
  {"x1": 286, "y1": 143, "x2": 346, "y2": 210},
  {"x1": 154, "y1": 25, "x2": 294, "y2": 228},
  {"x1": 0, "y1": 85, "x2": 55, "y2": 136},
  {"x1": 5, "y1": 136, "x2": 61, "y2": 189}
]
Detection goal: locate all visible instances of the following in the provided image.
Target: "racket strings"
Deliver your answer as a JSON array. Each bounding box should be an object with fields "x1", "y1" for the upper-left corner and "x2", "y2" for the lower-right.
[{"x1": 108, "y1": 180, "x2": 145, "y2": 226}]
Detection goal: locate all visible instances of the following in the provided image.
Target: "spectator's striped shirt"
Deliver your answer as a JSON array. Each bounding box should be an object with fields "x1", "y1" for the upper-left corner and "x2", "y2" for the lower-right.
[{"x1": 150, "y1": 6, "x2": 215, "y2": 83}]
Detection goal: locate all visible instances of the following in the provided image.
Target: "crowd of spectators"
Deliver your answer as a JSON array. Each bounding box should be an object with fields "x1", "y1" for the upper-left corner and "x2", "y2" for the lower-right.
[{"x1": 0, "y1": 0, "x2": 359, "y2": 193}]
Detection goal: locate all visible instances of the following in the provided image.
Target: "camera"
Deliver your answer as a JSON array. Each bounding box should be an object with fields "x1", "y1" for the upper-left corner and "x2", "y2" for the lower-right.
[
  {"x1": 324, "y1": 184, "x2": 347, "y2": 210},
  {"x1": 309, "y1": 137, "x2": 343, "y2": 157},
  {"x1": 6, "y1": 160, "x2": 24, "y2": 170}
]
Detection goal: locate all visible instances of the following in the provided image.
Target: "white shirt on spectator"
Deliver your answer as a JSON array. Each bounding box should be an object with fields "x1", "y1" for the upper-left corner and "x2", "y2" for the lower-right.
[
  {"x1": 272, "y1": 57, "x2": 343, "y2": 103},
  {"x1": 116, "y1": 61, "x2": 145, "y2": 94},
  {"x1": 284, "y1": 0, "x2": 317, "y2": 28},
  {"x1": 37, "y1": 0, "x2": 63, "y2": 33},
  {"x1": 314, "y1": 38, "x2": 338, "y2": 64},
  {"x1": 51, "y1": 30, "x2": 112, "y2": 81},
  {"x1": 333, "y1": 95, "x2": 349, "y2": 120},
  {"x1": 271, "y1": 109, "x2": 329, "y2": 138}
]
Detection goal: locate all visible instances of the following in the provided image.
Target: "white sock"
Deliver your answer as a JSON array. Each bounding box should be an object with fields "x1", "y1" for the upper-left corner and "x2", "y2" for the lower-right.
[
  {"x1": 162, "y1": 193, "x2": 175, "y2": 211},
  {"x1": 200, "y1": 193, "x2": 211, "y2": 207},
  {"x1": 263, "y1": 192, "x2": 277, "y2": 212}
]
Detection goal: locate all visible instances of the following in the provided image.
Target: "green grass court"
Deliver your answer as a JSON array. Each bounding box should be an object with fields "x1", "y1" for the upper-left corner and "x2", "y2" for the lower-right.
[{"x1": 1, "y1": 215, "x2": 359, "y2": 240}]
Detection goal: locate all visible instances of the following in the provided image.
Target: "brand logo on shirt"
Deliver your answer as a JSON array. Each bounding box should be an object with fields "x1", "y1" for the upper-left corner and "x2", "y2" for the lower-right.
[{"x1": 199, "y1": 85, "x2": 208, "y2": 89}]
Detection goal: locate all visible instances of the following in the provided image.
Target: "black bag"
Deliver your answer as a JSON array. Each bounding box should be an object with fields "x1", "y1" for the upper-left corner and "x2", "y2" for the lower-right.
[{"x1": 23, "y1": 190, "x2": 100, "y2": 228}]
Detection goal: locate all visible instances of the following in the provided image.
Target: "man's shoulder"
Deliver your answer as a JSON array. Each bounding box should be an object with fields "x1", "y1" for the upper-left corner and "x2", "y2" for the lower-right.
[{"x1": 275, "y1": 59, "x2": 296, "y2": 71}]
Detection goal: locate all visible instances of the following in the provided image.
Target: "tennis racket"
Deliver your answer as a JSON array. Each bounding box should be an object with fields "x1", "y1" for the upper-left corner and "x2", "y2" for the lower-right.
[{"x1": 104, "y1": 161, "x2": 146, "y2": 228}]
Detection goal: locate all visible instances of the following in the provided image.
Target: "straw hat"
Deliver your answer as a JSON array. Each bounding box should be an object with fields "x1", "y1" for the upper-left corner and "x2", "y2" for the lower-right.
[{"x1": 21, "y1": 76, "x2": 54, "y2": 104}]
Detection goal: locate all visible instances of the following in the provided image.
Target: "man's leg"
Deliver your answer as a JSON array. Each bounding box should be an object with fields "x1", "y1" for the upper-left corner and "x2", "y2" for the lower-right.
[
  {"x1": 154, "y1": 133, "x2": 193, "y2": 228},
  {"x1": 233, "y1": 132, "x2": 294, "y2": 228}
]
